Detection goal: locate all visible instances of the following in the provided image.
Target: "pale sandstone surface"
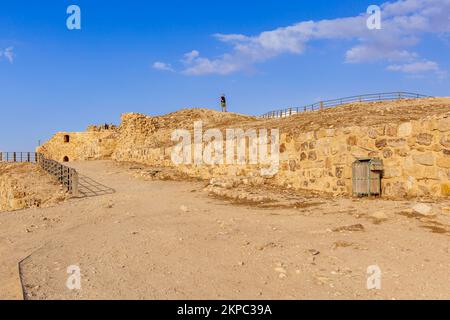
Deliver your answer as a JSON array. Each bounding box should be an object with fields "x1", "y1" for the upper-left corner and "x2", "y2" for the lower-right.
[
  {"x1": 1, "y1": 161, "x2": 450, "y2": 300},
  {"x1": 37, "y1": 129, "x2": 118, "y2": 163}
]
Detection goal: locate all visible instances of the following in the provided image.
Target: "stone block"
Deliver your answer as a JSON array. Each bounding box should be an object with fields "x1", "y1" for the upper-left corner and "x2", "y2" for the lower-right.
[
  {"x1": 375, "y1": 139, "x2": 387, "y2": 149},
  {"x1": 440, "y1": 134, "x2": 450, "y2": 148},
  {"x1": 441, "y1": 182, "x2": 450, "y2": 197},
  {"x1": 385, "y1": 124, "x2": 398, "y2": 137},
  {"x1": 413, "y1": 153, "x2": 435, "y2": 166},
  {"x1": 387, "y1": 139, "x2": 406, "y2": 148},
  {"x1": 416, "y1": 133, "x2": 433, "y2": 146},
  {"x1": 437, "y1": 157, "x2": 450, "y2": 169},
  {"x1": 383, "y1": 166, "x2": 402, "y2": 179},
  {"x1": 438, "y1": 118, "x2": 450, "y2": 132},
  {"x1": 398, "y1": 122, "x2": 413, "y2": 137}
]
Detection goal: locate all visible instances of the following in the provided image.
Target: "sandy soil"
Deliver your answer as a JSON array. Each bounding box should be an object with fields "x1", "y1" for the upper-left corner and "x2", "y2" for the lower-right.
[{"x1": 1, "y1": 160, "x2": 450, "y2": 300}]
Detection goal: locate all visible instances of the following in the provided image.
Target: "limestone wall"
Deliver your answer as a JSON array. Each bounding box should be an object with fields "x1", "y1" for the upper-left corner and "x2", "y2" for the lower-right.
[
  {"x1": 37, "y1": 131, "x2": 118, "y2": 162},
  {"x1": 275, "y1": 116, "x2": 450, "y2": 198},
  {"x1": 39, "y1": 100, "x2": 450, "y2": 199},
  {"x1": 112, "y1": 110, "x2": 450, "y2": 199}
]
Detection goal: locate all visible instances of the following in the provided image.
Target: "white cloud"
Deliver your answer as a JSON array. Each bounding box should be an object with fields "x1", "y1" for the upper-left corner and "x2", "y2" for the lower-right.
[
  {"x1": 183, "y1": 50, "x2": 200, "y2": 63},
  {"x1": 177, "y1": 0, "x2": 450, "y2": 76},
  {"x1": 0, "y1": 47, "x2": 14, "y2": 63},
  {"x1": 181, "y1": 51, "x2": 242, "y2": 76},
  {"x1": 152, "y1": 61, "x2": 174, "y2": 72},
  {"x1": 387, "y1": 60, "x2": 447, "y2": 78}
]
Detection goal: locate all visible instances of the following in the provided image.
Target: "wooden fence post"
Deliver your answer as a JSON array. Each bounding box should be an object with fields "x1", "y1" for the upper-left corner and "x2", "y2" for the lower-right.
[{"x1": 72, "y1": 170, "x2": 79, "y2": 197}]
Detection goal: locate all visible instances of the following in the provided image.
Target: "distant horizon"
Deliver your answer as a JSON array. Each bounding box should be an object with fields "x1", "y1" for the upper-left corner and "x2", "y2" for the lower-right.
[{"x1": 1, "y1": 0, "x2": 450, "y2": 151}]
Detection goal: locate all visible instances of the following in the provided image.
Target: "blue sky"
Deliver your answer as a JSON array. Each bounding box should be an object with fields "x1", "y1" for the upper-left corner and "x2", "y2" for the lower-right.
[{"x1": 1, "y1": 0, "x2": 449, "y2": 151}]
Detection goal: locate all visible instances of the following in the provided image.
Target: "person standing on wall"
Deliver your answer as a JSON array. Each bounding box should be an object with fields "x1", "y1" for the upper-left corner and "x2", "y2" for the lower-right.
[{"x1": 220, "y1": 94, "x2": 227, "y2": 112}]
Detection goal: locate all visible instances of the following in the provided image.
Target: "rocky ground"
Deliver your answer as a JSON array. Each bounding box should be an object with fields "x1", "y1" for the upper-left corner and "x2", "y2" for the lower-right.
[
  {"x1": 1, "y1": 160, "x2": 450, "y2": 300},
  {"x1": 255, "y1": 98, "x2": 450, "y2": 134},
  {"x1": 0, "y1": 163, "x2": 68, "y2": 212}
]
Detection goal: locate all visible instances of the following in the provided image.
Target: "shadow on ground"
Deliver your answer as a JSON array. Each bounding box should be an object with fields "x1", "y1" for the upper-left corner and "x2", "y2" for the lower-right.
[{"x1": 77, "y1": 175, "x2": 115, "y2": 198}]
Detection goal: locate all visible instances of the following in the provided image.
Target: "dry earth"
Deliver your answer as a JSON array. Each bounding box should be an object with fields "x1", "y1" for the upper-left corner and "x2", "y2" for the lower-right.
[{"x1": 1, "y1": 160, "x2": 450, "y2": 300}]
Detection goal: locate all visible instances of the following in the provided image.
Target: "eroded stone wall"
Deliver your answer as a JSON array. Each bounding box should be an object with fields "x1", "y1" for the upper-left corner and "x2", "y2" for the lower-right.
[
  {"x1": 274, "y1": 116, "x2": 450, "y2": 198},
  {"x1": 37, "y1": 131, "x2": 118, "y2": 162},
  {"x1": 39, "y1": 100, "x2": 450, "y2": 199},
  {"x1": 112, "y1": 110, "x2": 450, "y2": 199}
]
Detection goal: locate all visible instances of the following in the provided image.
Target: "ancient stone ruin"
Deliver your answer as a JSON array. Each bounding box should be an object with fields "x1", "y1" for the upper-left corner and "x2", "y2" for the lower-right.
[{"x1": 37, "y1": 98, "x2": 450, "y2": 199}]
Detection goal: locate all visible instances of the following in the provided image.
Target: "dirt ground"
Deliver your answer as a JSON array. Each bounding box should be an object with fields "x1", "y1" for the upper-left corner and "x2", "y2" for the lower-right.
[{"x1": 1, "y1": 160, "x2": 450, "y2": 300}]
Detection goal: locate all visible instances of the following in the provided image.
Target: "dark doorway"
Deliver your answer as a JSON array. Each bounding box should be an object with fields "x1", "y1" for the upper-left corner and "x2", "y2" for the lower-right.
[
  {"x1": 63, "y1": 156, "x2": 69, "y2": 162},
  {"x1": 64, "y1": 135, "x2": 70, "y2": 143}
]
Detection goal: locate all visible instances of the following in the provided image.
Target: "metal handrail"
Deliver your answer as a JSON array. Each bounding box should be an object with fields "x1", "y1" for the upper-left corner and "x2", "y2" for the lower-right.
[
  {"x1": 37, "y1": 154, "x2": 79, "y2": 196},
  {"x1": 0, "y1": 152, "x2": 78, "y2": 196},
  {"x1": 261, "y1": 92, "x2": 431, "y2": 119},
  {"x1": 0, "y1": 152, "x2": 37, "y2": 163}
]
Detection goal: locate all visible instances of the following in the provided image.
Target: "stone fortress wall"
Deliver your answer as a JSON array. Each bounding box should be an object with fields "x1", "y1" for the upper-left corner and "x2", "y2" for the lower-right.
[
  {"x1": 38, "y1": 98, "x2": 450, "y2": 199},
  {"x1": 37, "y1": 125, "x2": 118, "y2": 163}
]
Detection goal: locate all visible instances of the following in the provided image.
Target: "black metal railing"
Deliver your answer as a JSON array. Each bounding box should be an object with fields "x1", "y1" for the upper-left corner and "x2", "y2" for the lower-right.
[
  {"x1": 261, "y1": 92, "x2": 431, "y2": 119},
  {"x1": 0, "y1": 152, "x2": 37, "y2": 163},
  {"x1": 36, "y1": 154, "x2": 79, "y2": 196}
]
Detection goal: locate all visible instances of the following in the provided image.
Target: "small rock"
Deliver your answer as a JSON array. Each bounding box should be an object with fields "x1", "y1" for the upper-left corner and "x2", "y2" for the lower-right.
[
  {"x1": 308, "y1": 256, "x2": 316, "y2": 264},
  {"x1": 314, "y1": 276, "x2": 331, "y2": 285},
  {"x1": 308, "y1": 249, "x2": 320, "y2": 256},
  {"x1": 105, "y1": 202, "x2": 114, "y2": 209},
  {"x1": 412, "y1": 203, "x2": 436, "y2": 217},
  {"x1": 274, "y1": 267, "x2": 287, "y2": 274},
  {"x1": 180, "y1": 205, "x2": 189, "y2": 212},
  {"x1": 332, "y1": 224, "x2": 365, "y2": 233},
  {"x1": 332, "y1": 241, "x2": 354, "y2": 250},
  {"x1": 370, "y1": 211, "x2": 388, "y2": 220},
  {"x1": 441, "y1": 207, "x2": 450, "y2": 216}
]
